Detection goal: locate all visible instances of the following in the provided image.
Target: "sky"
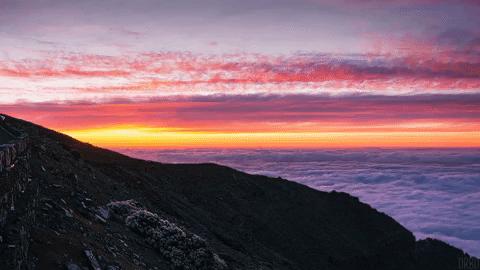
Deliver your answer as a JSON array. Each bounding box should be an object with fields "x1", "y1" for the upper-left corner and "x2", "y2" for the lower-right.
[{"x1": 1, "y1": 0, "x2": 479, "y2": 148}]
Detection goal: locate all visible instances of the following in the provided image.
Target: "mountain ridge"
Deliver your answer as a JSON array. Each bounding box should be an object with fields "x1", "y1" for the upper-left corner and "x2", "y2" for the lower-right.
[{"x1": 0, "y1": 114, "x2": 473, "y2": 270}]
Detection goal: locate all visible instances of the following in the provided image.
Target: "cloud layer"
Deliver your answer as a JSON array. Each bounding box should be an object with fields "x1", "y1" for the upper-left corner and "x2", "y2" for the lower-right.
[
  {"x1": 3, "y1": 93, "x2": 479, "y2": 131},
  {"x1": 1, "y1": 51, "x2": 479, "y2": 104}
]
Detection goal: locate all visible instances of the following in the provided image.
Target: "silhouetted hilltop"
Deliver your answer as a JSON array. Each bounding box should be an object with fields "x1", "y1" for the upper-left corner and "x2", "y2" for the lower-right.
[{"x1": 0, "y1": 115, "x2": 474, "y2": 270}]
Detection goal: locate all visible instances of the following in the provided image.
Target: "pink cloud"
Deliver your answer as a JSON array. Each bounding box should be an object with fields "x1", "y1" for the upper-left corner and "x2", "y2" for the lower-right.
[
  {"x1": 1, "y1": 47, "x2": 479, "y2": 105},
  {"x1": 2, "y1": 94, "x2": 479, "y2": 132}
]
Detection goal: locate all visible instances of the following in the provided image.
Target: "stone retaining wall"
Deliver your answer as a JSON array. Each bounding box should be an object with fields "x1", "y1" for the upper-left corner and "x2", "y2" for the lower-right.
[{"x1": 0, "y1": 127, "x2": 37, "y2": 269}]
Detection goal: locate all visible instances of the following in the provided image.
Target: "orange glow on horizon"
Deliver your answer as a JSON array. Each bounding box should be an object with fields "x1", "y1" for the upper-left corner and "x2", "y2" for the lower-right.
[{"x1": 61, "y1": 126, "x2": 480, "y2": 149}]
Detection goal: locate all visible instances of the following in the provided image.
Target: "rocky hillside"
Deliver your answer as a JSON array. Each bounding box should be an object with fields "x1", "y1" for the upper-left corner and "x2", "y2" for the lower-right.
[{"x1": 0, "y1": 115, "x2": 474, "y2": 270}]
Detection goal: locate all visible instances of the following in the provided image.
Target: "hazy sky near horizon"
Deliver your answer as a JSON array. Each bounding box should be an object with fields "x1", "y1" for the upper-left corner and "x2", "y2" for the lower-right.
[{"x1": 1, "y1": 0, "x2": 479, "y2": 147}]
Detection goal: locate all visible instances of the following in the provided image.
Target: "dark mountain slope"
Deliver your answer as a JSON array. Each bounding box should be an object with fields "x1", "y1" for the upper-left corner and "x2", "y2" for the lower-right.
[{"x1": 2, "y1": 115, "x2": 473, "y2": 270}]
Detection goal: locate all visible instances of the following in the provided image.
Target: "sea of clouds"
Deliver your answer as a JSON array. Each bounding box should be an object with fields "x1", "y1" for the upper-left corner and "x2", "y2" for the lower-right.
[{"x1": 118, "y1": 148, "x2": 480, "y2": 256}]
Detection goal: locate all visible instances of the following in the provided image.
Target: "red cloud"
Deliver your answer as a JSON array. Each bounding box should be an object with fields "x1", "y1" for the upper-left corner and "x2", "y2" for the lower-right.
[
  {"x1": 2, "y1": 94, "x2": 479, "y2": 133},
  {"x1": 1, "y1": 47, "x2": 479, "y2": 102}
]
